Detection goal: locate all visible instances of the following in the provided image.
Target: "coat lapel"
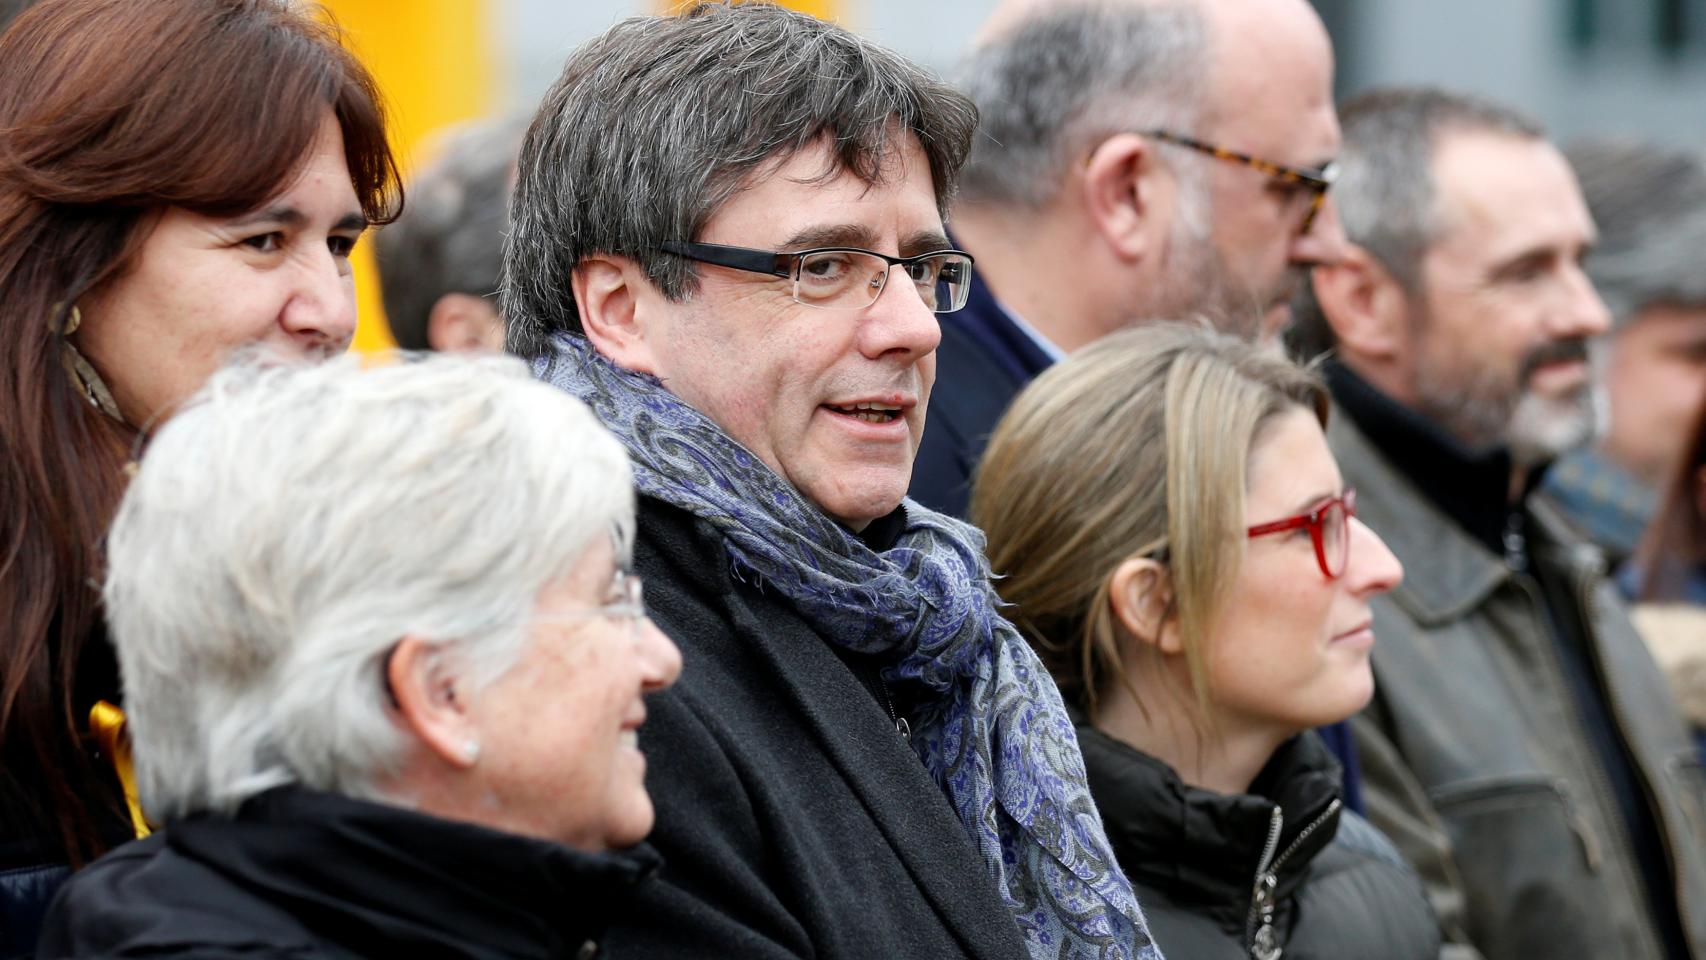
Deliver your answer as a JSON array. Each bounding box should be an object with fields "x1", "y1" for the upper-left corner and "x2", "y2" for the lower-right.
[
  {"x1": 1328, "y1": 409, "x2": 1509, "y2": 626},
  {"x1": 711, "y1": 571, "x2": 1030, "y2": 960}
]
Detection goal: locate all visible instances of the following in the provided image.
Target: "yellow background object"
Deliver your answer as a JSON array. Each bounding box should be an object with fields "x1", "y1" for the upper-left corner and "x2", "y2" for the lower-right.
[{"x1": 319, "y1": 0, "x2": 498, "y2": 353}]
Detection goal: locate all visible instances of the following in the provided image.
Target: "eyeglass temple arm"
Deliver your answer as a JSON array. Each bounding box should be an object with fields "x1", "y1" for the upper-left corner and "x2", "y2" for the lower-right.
[
  {"x1": 660, "y1": 241, "x2": 792, "y2": 278},
  {"x1": 1246, "y1": 514, "x2": 1314, "y2": 538}
]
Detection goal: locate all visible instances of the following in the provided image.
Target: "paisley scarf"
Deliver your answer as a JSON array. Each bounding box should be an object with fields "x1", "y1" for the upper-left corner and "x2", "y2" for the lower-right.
[{"x1": 534, "y1": 333, "x2": 1161, "y2": 960}]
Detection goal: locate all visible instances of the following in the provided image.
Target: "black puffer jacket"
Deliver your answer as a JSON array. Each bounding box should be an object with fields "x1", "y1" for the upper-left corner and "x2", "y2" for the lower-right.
[
  {"x1": 37, "y1": 786, "x2": 660, "y2": 959},
  {"x1": 1078, "y1": 726, "x2": 1440, "y2": 960}
]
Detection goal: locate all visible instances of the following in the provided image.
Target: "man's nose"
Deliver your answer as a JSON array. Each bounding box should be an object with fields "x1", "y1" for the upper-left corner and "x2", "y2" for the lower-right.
[
  {"x1": 1289, "y1": 194, "x2": 1348, "y2": 268},
  {"x1": 1555, "y1": 263, "x2": 1612, "y2": 340},
  {"x1": 860, "y1": 270, "x2": 943, "y2": 361}
]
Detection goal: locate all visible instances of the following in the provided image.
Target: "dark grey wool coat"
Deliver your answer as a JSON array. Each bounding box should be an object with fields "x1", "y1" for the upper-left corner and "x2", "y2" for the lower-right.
[{"x1": 598, "y1": 497, "x2": 1032, "y2": 960}]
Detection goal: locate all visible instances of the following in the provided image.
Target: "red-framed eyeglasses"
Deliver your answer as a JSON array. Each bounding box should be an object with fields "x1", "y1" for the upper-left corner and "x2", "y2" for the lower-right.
[{"x1": 1246, "y1": 488, "x2": 1358, "y2": 580}]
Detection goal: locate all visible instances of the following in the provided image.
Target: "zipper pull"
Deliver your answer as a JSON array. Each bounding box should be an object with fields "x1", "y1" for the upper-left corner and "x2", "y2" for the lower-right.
[
  {"x1": 1247, "y1": 806, "x2": 1285, "y2": 960},
  {"x1": 1250, "y1": 873, "x2": 1281, "y2": 960}
]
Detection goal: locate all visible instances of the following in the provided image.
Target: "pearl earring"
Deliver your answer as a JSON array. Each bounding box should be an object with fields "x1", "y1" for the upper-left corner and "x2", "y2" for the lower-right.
[{"x1": 462, "y1": 740, "x2": 481, "y2": 764}]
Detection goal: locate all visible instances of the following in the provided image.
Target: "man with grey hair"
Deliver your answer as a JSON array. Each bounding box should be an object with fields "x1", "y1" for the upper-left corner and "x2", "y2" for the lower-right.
[
  {"x1": 374, "y1": 117, "x2": 525, "y2": 353},
  {"x1": 1540, "y1": 141, "x2": 1706, "y2": 566},
  {"x1": 909, "y1": 0, "x2": 1346, "y2": 518},
  {"x1": 1292, "y1": 86, "x2": 1706, "y2": 960},
  {"x1": 504, "y1": 5, "x2": 1159, "y2": 959}
]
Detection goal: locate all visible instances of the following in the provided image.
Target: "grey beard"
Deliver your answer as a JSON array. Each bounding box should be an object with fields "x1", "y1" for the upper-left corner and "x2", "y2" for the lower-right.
[
  {"x1": 1506, "y1": 386, "x2": 1597, "y2": 467},
  {"x1": 1411, "y1": 359, "x2": 1595, "y2": 464}
]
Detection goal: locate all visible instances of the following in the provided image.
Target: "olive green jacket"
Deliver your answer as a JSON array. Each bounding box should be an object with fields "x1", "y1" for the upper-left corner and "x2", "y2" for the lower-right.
[{"x1": 1331, "y1": 411, "x2": 1706, "y2": 960}]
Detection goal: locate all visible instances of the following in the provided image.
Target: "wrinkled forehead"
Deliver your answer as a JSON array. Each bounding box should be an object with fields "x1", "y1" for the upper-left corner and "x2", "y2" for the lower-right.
[
  {"x1": 699, "y1": 130, "x2": 946, "y2": 244},
  {"x1": 710, "y1": 126, "x2": 944, "y2": 225}
]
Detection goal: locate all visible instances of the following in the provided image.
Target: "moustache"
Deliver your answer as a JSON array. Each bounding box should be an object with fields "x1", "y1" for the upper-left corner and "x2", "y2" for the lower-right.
[{"x1": 1520, "y1": 338, "x2": 1590, "y2": 382}]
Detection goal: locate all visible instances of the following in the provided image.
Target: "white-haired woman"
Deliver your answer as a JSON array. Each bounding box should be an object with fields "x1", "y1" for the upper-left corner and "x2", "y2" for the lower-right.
[
  {"x1": 39, "y1": 354, "x2": 681, "y2": 958},
  {"x1": 972, "y1": 323, "x2": 1437, "y2": 960}
]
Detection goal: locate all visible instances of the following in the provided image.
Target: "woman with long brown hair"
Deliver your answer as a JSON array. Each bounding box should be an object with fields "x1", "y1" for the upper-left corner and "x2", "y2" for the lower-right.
[{"x1": 0, "y1": 0, "x2": 399, "y2": 949}]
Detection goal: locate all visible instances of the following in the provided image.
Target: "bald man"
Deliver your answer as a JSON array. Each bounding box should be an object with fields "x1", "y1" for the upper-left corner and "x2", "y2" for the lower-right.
[{"x1": 914, "y1": 0, "x2": 1346, "y2": 517}]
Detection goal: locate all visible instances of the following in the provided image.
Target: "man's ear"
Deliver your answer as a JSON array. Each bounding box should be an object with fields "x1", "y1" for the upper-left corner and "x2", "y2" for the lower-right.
[
  {"x1": 1081, "y1": 133, "x2": 1166, "y2": 264},
  {"x1": 1310, "y1": 243, "x2": 1410, "y2": 363},
  {"x1": 1107, "y1": 555, "x2": 1182, "y2": 656},
  {"x1": 425, "y1": 292, "x2": 504, "y2": 353},
  {"x1": 572, "y1": 254, "x2": 667, "y2": 376},
  {"x1": 387, "y1": 637, "x2": 480, "y2": 770}
]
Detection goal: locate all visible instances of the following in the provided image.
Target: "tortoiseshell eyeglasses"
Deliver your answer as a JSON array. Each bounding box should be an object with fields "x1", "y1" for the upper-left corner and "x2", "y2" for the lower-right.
[{"x1": 1143, "y1": 129, "x2": 1339, "y2": 235}]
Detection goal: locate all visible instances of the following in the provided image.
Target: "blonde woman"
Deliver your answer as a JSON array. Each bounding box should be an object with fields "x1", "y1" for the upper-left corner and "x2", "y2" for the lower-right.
[{"x1": 973, "y1": 323, "x2": 1438, "y2": 960}]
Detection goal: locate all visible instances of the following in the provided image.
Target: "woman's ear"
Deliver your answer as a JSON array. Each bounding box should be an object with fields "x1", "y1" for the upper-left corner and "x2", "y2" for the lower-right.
[
  {"x1": 387, "y1": 637, "x2": 481, "y2": 769},
  {"x1": 572, "y1": 254, "x2": 667, "y2": 377},
  {"x1": 1108, "y1": 555, "x2": 1180, "y2": 655}
]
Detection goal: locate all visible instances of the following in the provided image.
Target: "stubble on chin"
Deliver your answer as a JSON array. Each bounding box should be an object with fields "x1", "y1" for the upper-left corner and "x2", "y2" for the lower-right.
[
  {"x1": 1411, "y1": 352, "x2": 1595, "y2": 463},
  {"x1": 1506, "y1": 386, "x2": 1596, "y2": 467}
]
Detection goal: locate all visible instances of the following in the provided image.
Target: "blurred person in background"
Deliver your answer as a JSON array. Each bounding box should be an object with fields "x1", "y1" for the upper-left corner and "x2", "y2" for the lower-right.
[
  {"x1": 912, "y1": 0, "x2": 1347, "y2": 519},
  {"x1": 504, "y1": 4, "x2": 1158, "y2": 957},
  {"x1": 1540, "y1": 141, "x2": 1706, "y2": 568},
  {"x1": 40, "y1": 355, "x2": 681, "y2": 958},
  {"x1": 0, "y1": 0, "x2": 399, "y2": 952},
  {"x1": 972, "y1": 322, "x2": 1435, "y2": 960},
  {"x1": 375, "y1": 117, "x2": 527, "y2": 353},
  {"x1": 1626, "y1": 394, "x2": 1706, "y2": 760},
  {"x1": 1292, "y1": 86, "x2": 1706, "y2": 960}
]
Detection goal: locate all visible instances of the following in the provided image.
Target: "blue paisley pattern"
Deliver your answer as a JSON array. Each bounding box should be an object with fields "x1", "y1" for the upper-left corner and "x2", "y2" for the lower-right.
[{"x1": 535, "y1": 333, "x2": 1162, "y2": 960}]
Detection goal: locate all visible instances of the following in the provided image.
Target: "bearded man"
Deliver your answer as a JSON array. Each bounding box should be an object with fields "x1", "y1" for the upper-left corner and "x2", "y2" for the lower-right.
[{"x1": 1292, "y1": 86, "x2": 1706, "y2": 960}]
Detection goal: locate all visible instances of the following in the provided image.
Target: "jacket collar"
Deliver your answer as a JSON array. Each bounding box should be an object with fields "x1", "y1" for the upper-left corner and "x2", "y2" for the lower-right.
[
  {"x1": 941, "y1": 252, "x2": 1057, "y2": 384},
  {"x1": 1327, "y1": 362, "x2": 1529, "y2": 557},
  {"x1": 636, "y1": 495, "x2": 1033, "y2": 960},
  {"x1": 1327, "y1": 398, "x2": 1513, "y2": 626},
  {"x1": 1076, "y1": 727, "x2": 1341, "y2": 923},
  {"x1": 168, "y1": 786, "x2": 660, "y2": 959}
]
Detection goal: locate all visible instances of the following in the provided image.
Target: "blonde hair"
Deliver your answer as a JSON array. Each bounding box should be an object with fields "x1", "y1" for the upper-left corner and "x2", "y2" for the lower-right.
[{"x1": 971, "y1": 321, "x2": 1327, "y2": 721}]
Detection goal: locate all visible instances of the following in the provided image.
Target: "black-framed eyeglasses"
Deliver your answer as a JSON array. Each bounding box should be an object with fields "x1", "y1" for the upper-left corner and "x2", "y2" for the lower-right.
[
  {"x1": 1246, "y1": 488, "x2": 1358, "y2": 580},
  {"x1": 1143, "y1": 129, "x2": 1339, "y2": 235},
  {"x1": 659, "y1": 241, "x2": 975, "y2": 314}
]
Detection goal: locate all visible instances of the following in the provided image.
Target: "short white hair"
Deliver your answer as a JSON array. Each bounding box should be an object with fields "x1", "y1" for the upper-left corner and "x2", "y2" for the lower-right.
[{"x1": 104, "y1": 352, "x2": 634, "y2": 820}]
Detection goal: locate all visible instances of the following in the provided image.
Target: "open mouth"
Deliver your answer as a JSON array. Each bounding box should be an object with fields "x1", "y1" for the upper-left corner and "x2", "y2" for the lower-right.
[{"x1": 826, "y1": 402, "x2": 903, "y2": 424}]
